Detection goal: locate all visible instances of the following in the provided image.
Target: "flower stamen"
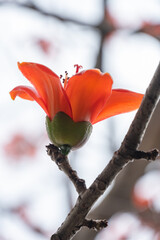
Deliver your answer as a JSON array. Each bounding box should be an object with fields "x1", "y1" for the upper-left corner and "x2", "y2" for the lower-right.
[
  {"x1": 74, "y1": 64, "x2": 83, "y2": 74},
  {"x1": 63, "y1": 71, "x2": 69, "y2": 89}
]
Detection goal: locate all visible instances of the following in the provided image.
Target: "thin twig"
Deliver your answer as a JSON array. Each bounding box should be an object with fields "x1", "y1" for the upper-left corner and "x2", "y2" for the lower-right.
[
  {"x1": 0, "y1": 0, "x2": 94, "y2": 27},
  {"x1": 50, "y1": 62, "x2": 160, "y2": 240},
  {"x1": 46, "y1": 144, "x2": 87, "y2": 195},
  {"x1": 132, "y1": 149, "x2": 159, "y2": 160},
  {"x1": 83, "y1": 219, "x2": 108, "y2": 231}
]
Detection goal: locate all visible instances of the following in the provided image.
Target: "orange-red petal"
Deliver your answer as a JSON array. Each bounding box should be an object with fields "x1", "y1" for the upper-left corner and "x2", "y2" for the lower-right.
[
  {"x1": 18, "y1": 62, "x2": 72, "y2": 119},
  {"x1": 65, "y1": 69, "x2": 113, "y2": 123},
  {"x1": 93, "y1": 89, "x2": 144, "y2": 124},
  {"x1": 10, "y1": 86, "x2": 50, "y2": 116}
]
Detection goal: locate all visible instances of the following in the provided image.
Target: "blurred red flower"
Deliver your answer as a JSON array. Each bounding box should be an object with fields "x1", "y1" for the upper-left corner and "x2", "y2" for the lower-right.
[
  {"x1": 132, "y1": 189, "x2": 152, "y2": 209},
  {"x1": 136, "y1": 22, "x2": 160, "y2": 40},
  {"x1": 36, "y1": 39, "x2": 52, "y2": 55},
  {"x1": 4, "y1": 134, "x2": 36, "y2": 160}
]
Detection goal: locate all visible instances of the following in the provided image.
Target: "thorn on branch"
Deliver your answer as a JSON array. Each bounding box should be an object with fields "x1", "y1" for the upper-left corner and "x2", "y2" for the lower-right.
[
  {"x1": 46, "y1": 144, "x2": 87, "y2": 195},
  {"x1": 83, "y1": 218, "x2": 108, "y2": 231}
]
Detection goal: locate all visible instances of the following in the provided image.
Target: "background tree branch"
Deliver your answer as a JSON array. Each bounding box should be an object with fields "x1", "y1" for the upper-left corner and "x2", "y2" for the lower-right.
[{"x1": 0, "y1": 0, "x2": 95, "y2": 27}]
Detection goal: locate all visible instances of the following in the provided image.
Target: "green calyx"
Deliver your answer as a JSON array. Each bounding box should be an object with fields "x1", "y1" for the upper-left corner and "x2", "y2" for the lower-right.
[{"x1": 46, "y1": 112, "x2": 93, "y2": 155}]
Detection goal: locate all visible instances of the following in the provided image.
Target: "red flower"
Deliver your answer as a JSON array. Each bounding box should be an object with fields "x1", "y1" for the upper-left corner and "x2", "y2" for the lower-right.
[
  {"x1": 10, "y1": 62, "x2": 143, "y2": 153},
  {"x1": 10, "y1": 62, "x2": 143, "y2": 123}
]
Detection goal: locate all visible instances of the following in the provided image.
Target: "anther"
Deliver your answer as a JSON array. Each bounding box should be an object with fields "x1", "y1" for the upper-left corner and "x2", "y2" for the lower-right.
[
  {"x1": 64, "y1": 71, "x2": 69, "y2": 88},
  {"x1": 74, "y1": 64, "x2": 83, "y2": 74},
  {"x1": 65, "y1": 71, "x2": 69, "y2": 80}
]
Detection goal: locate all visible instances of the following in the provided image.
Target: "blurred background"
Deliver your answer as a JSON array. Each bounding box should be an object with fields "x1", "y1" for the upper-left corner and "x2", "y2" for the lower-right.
[{"x1": 0, "y1": 0, "x2": 160, "y2": 239}]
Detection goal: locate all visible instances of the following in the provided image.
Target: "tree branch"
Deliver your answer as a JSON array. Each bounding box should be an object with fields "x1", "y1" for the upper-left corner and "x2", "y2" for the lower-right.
[
  {"x1": 46, "y1": 144, "x2": 87, "y2": 195},
  {"x1": 0, "y1": 0, "x2": 94, "y2": 27},
  {"x1": 50, "y1": 62, "x2": 160, "y2": 240}
]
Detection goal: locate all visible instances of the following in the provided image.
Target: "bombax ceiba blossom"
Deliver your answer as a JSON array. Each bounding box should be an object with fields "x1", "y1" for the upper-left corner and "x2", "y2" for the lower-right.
[{"x1": 10, "y1": 62, "x2": 143, "y2": 155}]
